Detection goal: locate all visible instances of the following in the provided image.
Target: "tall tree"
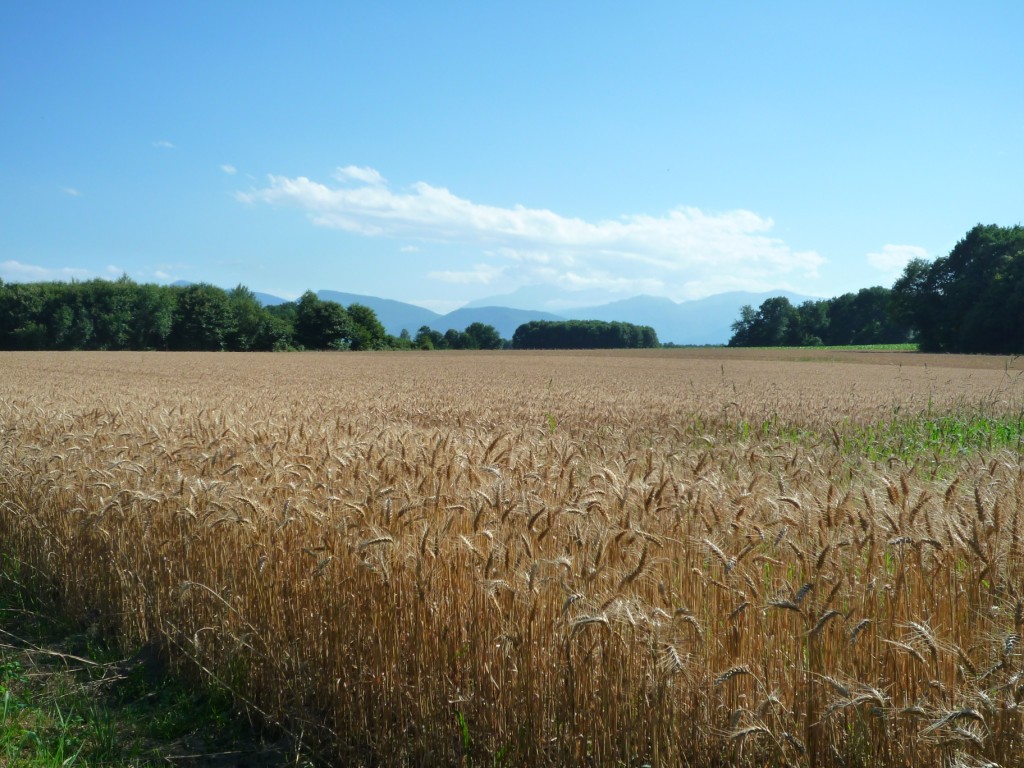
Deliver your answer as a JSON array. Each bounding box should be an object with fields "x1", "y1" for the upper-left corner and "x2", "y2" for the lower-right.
[
  {"x1": 464, "y1": 322, "x2": 503, "y2": 350},
  {"x1": 728, "y1": 297, "x2": 799, "y2": 346},
  {"x1": 415, "y1": 326, "x2": 445, "y2": 350},
  {"x1": 169, "y1": 283, "x2": 235, "y2": 351},
  {"x1": 294, "y1": 291, "x2": 352, "y2": 350},
  {"x1": 131, "y1": 283, "x2": 176, "y2": 349},
  {"x1": 891, "y1": 224, "x2": 1024, "y2": 353},
  {"x1": 226, "y1": 285, "x2": 269, "y2": 351},
  {"x1": 346, "y1": 303, "x2": 387, "y2": 350}
]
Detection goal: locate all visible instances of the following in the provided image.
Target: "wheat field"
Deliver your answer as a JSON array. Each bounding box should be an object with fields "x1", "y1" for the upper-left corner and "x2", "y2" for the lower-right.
[{"x1": 1, "y1": 349, "x2": 1023, "y2": 766}]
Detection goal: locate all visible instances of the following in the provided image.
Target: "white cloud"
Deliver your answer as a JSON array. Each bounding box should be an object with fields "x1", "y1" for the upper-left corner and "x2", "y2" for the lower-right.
[
  {"x1": 428, "y1": 263, "x2": 507, "y2": 285},
  {"x1": 154, "y1": 270, "x2": 172, "y2": 280},
  {"x1": 489, "y1": 247, "x2": 552, "y2": 265},
  {"x1": 153, "y1": 140, "x2": 175, "y2": 149},
  {"x1": 221, "y1": 164, "x2": 237, "y2": 175},
  {"x1": 867, "y1": 244, "x2": 928, "y2": 277},
  {"x1": 1, "y1": 260, "x2": 92, "y2": 282},
  {"x1": 334, "y1": 165, "x2": 386, "y2": 185},
  {"x1": 399, "y1": 245, "x2": 420, "y2": 253},
  {"x1": 240, "y1": 166, "x2": 826, "y2": 299},
  {"x1": 61, "y1": 187, "x2": 81, "y2": 197},
  {"x1": 556, "y1": 271, "x2": 665, "y2": 294}
]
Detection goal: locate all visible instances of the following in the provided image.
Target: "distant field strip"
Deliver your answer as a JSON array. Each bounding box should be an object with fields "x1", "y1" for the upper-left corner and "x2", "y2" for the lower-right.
[{"x1": 1, "y1": 350, "x2": 1023, "y2": 766}]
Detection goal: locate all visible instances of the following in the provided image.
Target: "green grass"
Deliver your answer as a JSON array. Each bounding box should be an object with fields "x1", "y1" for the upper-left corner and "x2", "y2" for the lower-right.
[
  {"x1": 836, "y1": 412, "x2": 1024, "y2": 464},
  {"x1": 0, "y1": 556, "x2": 309, "y2": 767},
  {"x1": 806, "y1": 343, "x2": 918, "y2": 351},
  {"x1": 661, "y1": 343, "x2": 920, "y2": 351},
  {"x1": 729, "y1": 409, "x2": 1024, "y2": 471}
]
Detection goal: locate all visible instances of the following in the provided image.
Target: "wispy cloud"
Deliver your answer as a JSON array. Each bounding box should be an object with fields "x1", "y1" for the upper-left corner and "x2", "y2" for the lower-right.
[
  {"x1": 61, "y1": 186, "x2": 81, "y2": 197},
  {"x1": 220, "y1": 164, "x2": 237, "y2": 175},
  {"x1": 428, "y1": 263, "x2": 507, "y2": 285},
  {"x1": 152, "y1": 140, "x2": 175, "y2": 149},
  {"x1": 335, "y1": 165, "x2": 386, "y2": 186},
  {"x1": 554, "y1": 270, "x2": 665, "y2": 295},
  {"x1": 0, "y1": 260, "x2": 92, "y2": 282},
  {"x1": 867, "y1": 244, "x2": 928, "y2": 279},
  {"x1": 240, "y1": 166, "x2": 825, "y2": 299}
]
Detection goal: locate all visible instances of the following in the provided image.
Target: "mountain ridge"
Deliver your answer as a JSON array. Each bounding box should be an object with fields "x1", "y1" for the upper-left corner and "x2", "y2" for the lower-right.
[
  {"x1": 173, "y1": 281, "x2": 817, "y2": 345},
  {"x1": 303, "y1": 288, "x2": 817, "y2": 345}
]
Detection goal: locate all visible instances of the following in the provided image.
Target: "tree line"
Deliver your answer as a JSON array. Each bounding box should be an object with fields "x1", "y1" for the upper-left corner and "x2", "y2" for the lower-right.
[
  {"x1": 512, "y1": 320, "x2": 659, "y2": 349},
  {"x1": 729, "y1": 224, "x2": 1024, "y2": 353},
  {"x1": 0, "y1": 278, "x2": 494, "y2": 352},
  {"x1": 0, "y1": 278, "x2": 664, "y2": 352},
  {"x1": 16, "y1": 222, "x2": 1019, "y2": 355},
  {"x1": 890, "y1": 224, "x2": 1024, "y2": 353},
  {"x1": 728, "y1": 286, "x2": 913, "y2": 347},
  {"x1": 412, "y1": 324, "x2": 505, "y2": 350}
]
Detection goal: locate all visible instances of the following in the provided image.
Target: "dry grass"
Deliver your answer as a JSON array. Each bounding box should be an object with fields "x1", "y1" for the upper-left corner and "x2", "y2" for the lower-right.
[{"x1": 1, "y1": 349, "x2": 1024, "y2": 766}]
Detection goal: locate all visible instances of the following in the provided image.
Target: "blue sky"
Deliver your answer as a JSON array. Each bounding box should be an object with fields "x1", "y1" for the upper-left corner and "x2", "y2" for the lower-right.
[{"x1": 2, "y1": 2, "x2": 1022, "y2": 312}]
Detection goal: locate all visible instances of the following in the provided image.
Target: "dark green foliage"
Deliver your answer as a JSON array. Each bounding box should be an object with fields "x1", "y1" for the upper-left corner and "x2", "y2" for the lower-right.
[
  {"x1": 412, "y1": 322, "x2": 506, "y2": 350},
  {"x1": 729, "y1": 287, "x2": 914, "y2": 347},
  {"x1": 346, "y1": 303, "x2": 388, "y2": 350},
  {"x1": 294, "y1": 291, "x2": 353, "y2": 350},
  {"x1": 891, "y1": 224, "x2": 1024, "y2": 353},
  {"x1": 0, "y1": 277, "x2": 396, "y2": 352},
  {"x1": 226, "y1": 285, "x2": 268, "y2": 351},
  {"x1": 732, "y1": 224, "x2": 1024, "y2": 352},
  {"x1": 131, "y1": 282, "x2": 176, "y2": 349},
  {"x1": 390, "y1": 329, "x2": 415, "y2": 351},
  {"x1": 464, "y1": 322, "x2": 504, "y2": 350},
  {"x1": 415, "y1": 325, "x2": 445, "y2": 350},
  {"x1": 729, "y1": 224, "x2": 1024, "y2": 354},
  {"x1": 444, "y1": 328, "x2": 468, "y2": 349},
  {"x1": 729, "y1": 297, "x2": 801, "y2": 346},
  {"x1": 90, "y1": 275, "x2": 137, "y2": 349},
  {"x1": 511, "y1": 319, "x2": 659, "y2": 349},
  {"x1": 169, "y1": 283, "x2": 234, "y2": 351}
]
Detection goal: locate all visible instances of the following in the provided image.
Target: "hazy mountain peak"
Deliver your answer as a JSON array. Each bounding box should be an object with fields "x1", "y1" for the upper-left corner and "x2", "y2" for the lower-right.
[{"x1": 242, "y1": 283, "x2": 820, "y2": 345}]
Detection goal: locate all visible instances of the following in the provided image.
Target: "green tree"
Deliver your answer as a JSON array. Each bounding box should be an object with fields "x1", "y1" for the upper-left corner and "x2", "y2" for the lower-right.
[
  {"x1": 464, "y1": 322, "x2": 503, "y2": 350},
  {"x1": 512, "y1": 319, "x2": 659, "y2": 349},
  {"x1": 131, "y1": 283, "x2": 176, "y2": 349},
  {"x1": 347, "y1": 303, "x2": 387, "y2": 350},
  {"x1": 891, "y1": 224, "x2": 1024, "y2": 353},
  {"x1": 794, "y1": 300, "x2": 828, "y2": 346},
  {"x1": 294, "y1": 291, "x2": 352, "y2": 349},
  {"x1": 728, "y1": 297, "x2": 798, "y2": 346},
  {"x1": 169, "y1": 283, "x2": 235, "y2": 351},
  {"x1": 415, "y1": 325, "x2": 445, "y2": 350},
  {"x1": 88, "y1": 276, "x2": 136, "y2": 349},
  {"x1": 728, "y1": 305, "x2": 758, "y2": 347},
  {"x1": 823, "y1": 287, "x2": 907, "y2": 345},
  {"x1": 444, "y1": 328, "x2": 470, "y2": 349},
  {"x1": 226, "y1": 285, "x2": 269, "y2": 351},
  {"x1": 0, "y1": 282, "x2": 47, "y2": 349}
]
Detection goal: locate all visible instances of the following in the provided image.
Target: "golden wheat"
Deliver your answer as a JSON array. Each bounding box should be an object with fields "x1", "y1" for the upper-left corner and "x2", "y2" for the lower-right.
[{"x1": 1, "y1": 349, "x2": 1023, "y2": 766}]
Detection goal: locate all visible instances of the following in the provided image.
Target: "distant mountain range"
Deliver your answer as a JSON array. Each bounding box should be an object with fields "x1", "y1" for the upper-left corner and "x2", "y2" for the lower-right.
[
  {"x1": 311, "y1": 289, "x2": 817, "y2": 345},
  {"x1": 172, "y1": 281, "x2": 815, "y2": 344},
  {"x1": 568, "y1": 291, "x2": 816, "y2": 345},
  {"x1": 316, "y1": 291, "x2": 564, "y2": 340},
  {"x1": 253, "y1": 291, "x2": 288, "y2": 307}
]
